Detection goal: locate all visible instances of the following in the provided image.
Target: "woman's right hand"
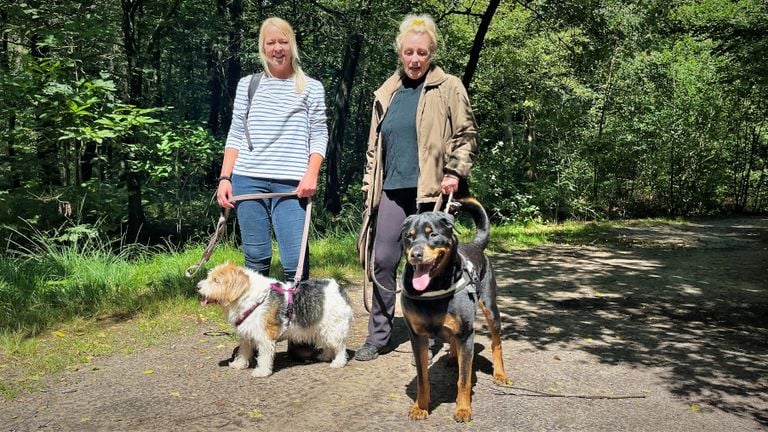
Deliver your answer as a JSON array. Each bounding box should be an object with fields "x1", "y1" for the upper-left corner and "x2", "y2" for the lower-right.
[{"x1": 217, "y1": 180, "x2": 235, "y2": 209}]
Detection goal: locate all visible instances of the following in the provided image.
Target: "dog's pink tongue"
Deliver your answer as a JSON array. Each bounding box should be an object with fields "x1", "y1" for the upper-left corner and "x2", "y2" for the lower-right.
[
  {"x1": 412, "y1": 265, "x2": 431, "y2": 291},
  {"x1": 200, "y1": 298, "x2": 209, "y2": 307}
]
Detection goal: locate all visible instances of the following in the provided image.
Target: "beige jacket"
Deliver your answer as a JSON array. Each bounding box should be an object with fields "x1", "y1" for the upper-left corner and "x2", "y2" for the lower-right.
[{"x1": 361, "y1": 66, "x2": 478, "y2": 212}]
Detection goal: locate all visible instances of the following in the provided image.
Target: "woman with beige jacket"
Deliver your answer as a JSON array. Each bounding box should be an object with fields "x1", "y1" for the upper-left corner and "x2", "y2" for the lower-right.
[{"x1": 355, "y1": 14, "x2": 478, "y2": 362}]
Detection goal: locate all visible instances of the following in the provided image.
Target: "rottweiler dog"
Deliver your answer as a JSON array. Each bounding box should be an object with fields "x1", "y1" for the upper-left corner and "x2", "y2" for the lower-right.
[{"x1": 400, "y1": 197, "x2": 507, "y2": 422}]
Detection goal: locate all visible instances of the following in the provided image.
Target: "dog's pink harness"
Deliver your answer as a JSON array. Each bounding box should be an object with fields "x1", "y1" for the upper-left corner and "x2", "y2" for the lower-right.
[
  {"x1": 233, "y1": 283, "x2": 299, "y2": 327},
  {"x1": 234, "y1": 303, "x2": 261, "y2": 327},
  {"x1": 270, "y1": 282, "x2": 299, "y2": 322}
]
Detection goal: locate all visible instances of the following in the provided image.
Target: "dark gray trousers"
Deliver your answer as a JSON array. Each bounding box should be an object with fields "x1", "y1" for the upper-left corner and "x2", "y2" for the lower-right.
[{"x1": 365, "y1": 188, "x2": 417, "y2": 348}]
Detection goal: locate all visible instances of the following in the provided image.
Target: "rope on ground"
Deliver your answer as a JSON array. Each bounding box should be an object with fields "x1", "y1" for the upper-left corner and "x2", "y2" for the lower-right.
[
  {"x1": 203, "y1": 330, "x2": 233, "y2": 337},
  {"x1": 480, "y1": 378, "x2": 647, "y2": 400}
]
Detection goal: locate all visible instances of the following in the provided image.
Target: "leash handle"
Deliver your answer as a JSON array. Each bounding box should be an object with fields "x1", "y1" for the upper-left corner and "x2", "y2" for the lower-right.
[
  {"x1": 433, "y1": 191, "x2": 455, "y2": 212},
  {"x1": 229, "y1": 192, "x2": 296, "y2": 202}
]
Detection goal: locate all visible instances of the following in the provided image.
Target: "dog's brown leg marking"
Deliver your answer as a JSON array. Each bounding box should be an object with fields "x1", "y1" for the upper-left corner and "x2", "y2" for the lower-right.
[
  {"x1": 409, "y1": 337, "x2": 431, "y2": 420},
  {"x1": 454, "y1": 343, "x2": 473, "y2": 422},
  {"x1": 264, "y1": 302, "x2": 283, "y2": 341},
  {"x1": 446, "y1": 337, "x2": 459, "y2": 366},
  {"x1": 403, "y1": 310, "x2": 436, "y2": 336},
  {"x1": 479, "y1": 300, "x2": 507, "y2": 384},
  {"x1": 442, "y1": 314, "x2": 462, "y2": 334}
]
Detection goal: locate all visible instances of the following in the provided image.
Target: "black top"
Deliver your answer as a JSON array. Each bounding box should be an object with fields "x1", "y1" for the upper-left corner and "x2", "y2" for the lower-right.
[{"x1": 381, "y1": 75, "x2": 425, "y2": 190}]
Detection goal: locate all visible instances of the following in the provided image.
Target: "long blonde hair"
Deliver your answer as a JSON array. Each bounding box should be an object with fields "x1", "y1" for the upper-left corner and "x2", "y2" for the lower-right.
[
  {"x1": 395, "y1": 14, "x2": 438, "y2": 60},
  {"x1": 258, "y1": 17, "x2": 307, "y2": 93}
]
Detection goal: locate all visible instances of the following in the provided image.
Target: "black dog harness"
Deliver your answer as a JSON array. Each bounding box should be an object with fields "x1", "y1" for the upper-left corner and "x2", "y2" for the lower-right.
[{"x1": 400, "y1": 251, "x2": 479, "y2": 301}]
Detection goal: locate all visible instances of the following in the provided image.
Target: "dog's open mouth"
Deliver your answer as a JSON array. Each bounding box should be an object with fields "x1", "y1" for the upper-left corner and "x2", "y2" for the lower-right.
[
  {"x1": 412, "y1": 264, "x2": 434, "y2": 291},
  {"x1": 200, "y1": 297, "x2": 218, "y2": 307}
]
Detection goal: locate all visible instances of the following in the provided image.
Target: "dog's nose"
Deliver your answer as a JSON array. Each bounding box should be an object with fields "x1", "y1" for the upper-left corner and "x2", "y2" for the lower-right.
[{"x1": 409, "y1": 247, "x2": 423, "y2": 261}]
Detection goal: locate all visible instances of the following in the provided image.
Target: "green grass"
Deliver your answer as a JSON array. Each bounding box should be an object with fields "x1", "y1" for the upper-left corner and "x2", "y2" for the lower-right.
[
  {"x1": 0, "y1": 226, "x2": 367, "y2": 399},
  {"x1": 0, "y1": 217, "x2": 682, "y2": 399}
]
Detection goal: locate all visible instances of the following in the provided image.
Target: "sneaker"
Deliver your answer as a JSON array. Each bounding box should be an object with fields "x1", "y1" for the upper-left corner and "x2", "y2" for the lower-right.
[
  {"x1": 354, "y1": 343, "x2": 381, "y2": 361},
  {"x1": 411, "y1": 348, "x2": 434, "y2": 366}
]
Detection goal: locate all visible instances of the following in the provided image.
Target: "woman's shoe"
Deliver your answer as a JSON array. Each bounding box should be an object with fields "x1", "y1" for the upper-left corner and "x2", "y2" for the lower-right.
[{"x1": 354, "y1": 343, "x2": 381, "y2": 361}]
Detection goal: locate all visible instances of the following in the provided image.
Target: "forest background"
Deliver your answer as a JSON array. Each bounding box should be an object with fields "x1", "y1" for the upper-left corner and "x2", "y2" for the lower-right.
[{"x1": 1, "y1": 0, "x2": 766, "y2": 244}]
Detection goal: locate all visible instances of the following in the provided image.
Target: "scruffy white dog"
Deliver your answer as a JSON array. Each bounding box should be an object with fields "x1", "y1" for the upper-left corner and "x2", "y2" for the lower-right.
[{"x1": 198, "y1": 263, "x2": 353, "y2": 377}]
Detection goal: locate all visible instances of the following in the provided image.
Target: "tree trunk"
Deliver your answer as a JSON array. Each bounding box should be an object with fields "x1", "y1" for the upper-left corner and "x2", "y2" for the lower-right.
[
  {"x1": 121, "y1": 0, "x2": 146, "y2": 241},
  {"x1": 207, "y1": 43, "x2": 224, "y2": 135},
  {"x1": 1, "y1": 9, "x2": 18, "y2": 189},
  {"x1": 222, "y1": 0, "x2": 244, "y2": 135},
  {"x1": 737, "y1": 127, "x2": 759, "y2": 212},
  {"x1": 28, "y1": 34, "x2": 61, "y2": 187},
  {"x1": 122, "y1": 0, "x2": 143, "y2": 105},
  {"x1": 324, "y1": 1, "x2": 371, "y2": 213},
  {"x1": 462, "y1": 0, "x2": 500, "y2": 92},
  {"x1": 147, "y1": 0, "x2": 182, "y2": 108}
]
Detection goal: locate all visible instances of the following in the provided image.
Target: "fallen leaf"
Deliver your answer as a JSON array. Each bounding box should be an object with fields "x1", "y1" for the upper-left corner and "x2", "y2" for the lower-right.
[
  {"x1": 54, "y1": 331, "x2": 66, "y2": 338},
  {"x1": 143, "y1": 369, "x2": 154, "y2": 375},
  {"x1": 248, "y1": 409, "x2": 264, "y2": 418},
  {"x1": 553, "y1": 355, "x2": 561, "y2": 361},
  {"x1": 170, "y1": 391, "x2": 181, "y2": 397},
  {"x1": 690, "y1": 404, "x2": 701, "y2": 412}
]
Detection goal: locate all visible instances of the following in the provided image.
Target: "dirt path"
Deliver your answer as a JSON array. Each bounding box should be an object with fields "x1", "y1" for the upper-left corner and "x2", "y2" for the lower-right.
[{"x1": 2, "y1": 218, "x2": 768, "y2": 432}]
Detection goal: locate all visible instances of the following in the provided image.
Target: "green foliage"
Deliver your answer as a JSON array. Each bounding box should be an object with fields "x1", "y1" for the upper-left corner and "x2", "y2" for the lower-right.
[{"x1": 1, "y1": 0, "x2": 766, "y2": 244}]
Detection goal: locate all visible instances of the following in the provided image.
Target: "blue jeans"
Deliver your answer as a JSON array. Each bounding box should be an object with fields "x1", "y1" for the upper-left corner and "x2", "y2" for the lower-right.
[{"x1": 232, "y1": 174, "x2": 309, "y2": 281}]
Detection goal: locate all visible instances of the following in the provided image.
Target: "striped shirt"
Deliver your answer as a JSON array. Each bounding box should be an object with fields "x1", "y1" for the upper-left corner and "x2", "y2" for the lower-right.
[{"x1": 226, "y1": 74, "x2": 328, "y2": 181}]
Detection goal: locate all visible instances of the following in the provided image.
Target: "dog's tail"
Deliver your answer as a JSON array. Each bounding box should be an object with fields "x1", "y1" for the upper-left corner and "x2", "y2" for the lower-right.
[{"x1": 457, "y1": 197, "x2": 490, "y2": 250}]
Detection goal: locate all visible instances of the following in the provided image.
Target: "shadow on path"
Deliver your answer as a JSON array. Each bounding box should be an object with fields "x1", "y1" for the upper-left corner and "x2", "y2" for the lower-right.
[{"x1": 489, "y1": 218, "x2": 768, "y2": 426}]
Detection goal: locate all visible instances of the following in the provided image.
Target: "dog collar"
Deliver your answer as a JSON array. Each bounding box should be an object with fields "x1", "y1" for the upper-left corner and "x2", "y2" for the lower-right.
[{"x1": 401, "y1": 252, "x2": 477, "y2": 301}]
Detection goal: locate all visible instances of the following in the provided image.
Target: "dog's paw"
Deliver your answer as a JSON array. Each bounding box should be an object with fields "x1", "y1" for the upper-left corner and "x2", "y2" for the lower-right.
[
  {"x1": 453, "y1": 407, "x2": 472, "y2": 423},
  {"x1": 329, "y1": 356, "x2": 347, "y2": 368},
  {"x1": 229, "y1": 357, "x2": 249, "y2": 370},
  {"x1": 250, "y1": 367, "x2": 273, "y2": 378},
  {"x1": 408, "y1": 405, "x2": 429, "y2": 421},
  {"x1": 492, "y1": 371, "x2": 508, "y2": 385}
]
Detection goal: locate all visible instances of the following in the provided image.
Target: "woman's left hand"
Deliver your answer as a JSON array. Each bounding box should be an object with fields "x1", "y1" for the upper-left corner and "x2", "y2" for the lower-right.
[
  {"x1": 441, "y1": 175, "x2": 459, "y2": 195},
  {"x1": 296, "y1": 172, "x2": 318, "y2": 198}
]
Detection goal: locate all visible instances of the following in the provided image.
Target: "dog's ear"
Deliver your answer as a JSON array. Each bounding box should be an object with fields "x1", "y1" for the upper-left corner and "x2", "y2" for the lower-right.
[{"x1": 439, "y1": 213, "x2": 455, "y2": 230}]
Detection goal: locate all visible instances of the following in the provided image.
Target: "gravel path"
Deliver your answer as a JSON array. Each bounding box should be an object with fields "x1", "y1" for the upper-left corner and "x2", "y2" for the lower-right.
[{"x1": 2, "y1": 218, "x2": 767, "y2": 431}]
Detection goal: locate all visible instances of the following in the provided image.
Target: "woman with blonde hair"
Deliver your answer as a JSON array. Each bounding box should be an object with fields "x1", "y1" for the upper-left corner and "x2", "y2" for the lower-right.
[
  {"x1": 355, "y1": 14, "x2": 479, "y2": 362},
  {"x1": 216, "y1": 17, "x2": 328, "y2": 361}
]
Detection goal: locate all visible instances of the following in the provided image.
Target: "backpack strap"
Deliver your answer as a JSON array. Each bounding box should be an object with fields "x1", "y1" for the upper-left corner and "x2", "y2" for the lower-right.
[{"x1": 243, "y1": 72, "x2": 263, "y2": 151}]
